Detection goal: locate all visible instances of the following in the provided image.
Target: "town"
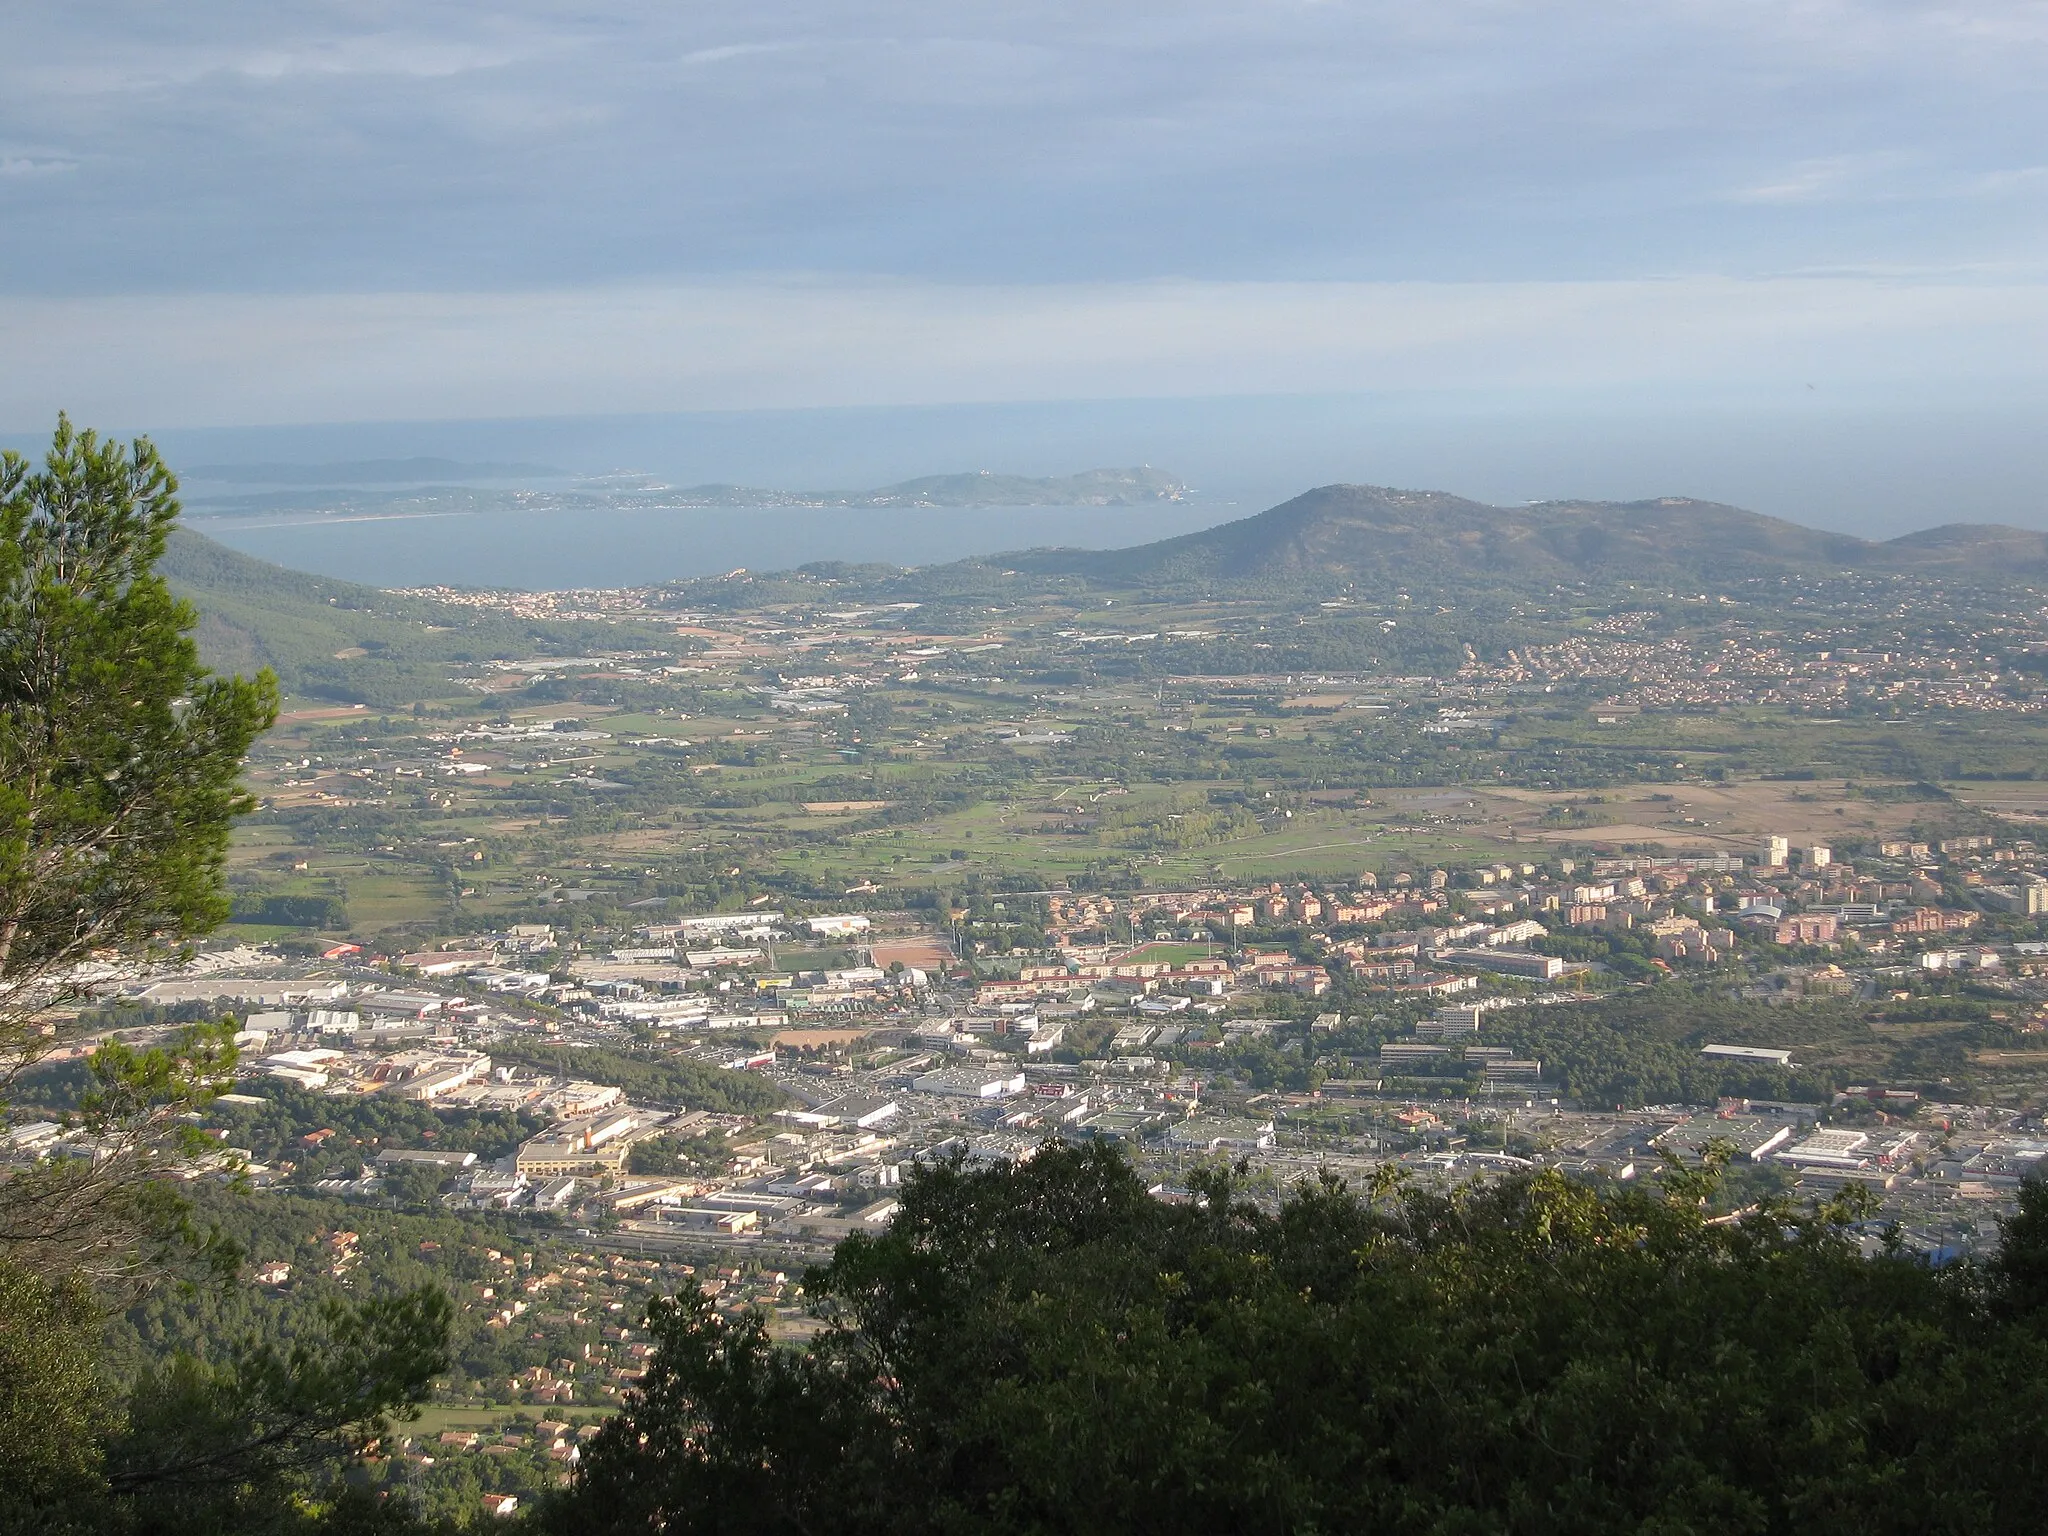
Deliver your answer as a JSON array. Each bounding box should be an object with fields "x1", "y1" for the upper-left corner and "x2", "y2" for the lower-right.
[
  {"x1": 14, "y1": 537, "x2": 2048, "y2": 1517},
  {"x1": 23, "y1": 823, "x2": 2048, "y2": 1270}
]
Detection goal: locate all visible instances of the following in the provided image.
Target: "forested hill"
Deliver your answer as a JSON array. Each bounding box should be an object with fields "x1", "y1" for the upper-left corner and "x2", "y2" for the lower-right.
[
  {"x1": 160, "y1": 529, "x2": 675, "y2": 704},
  {"x1": 998, "y1": 483, "x2": 2048, "y2": 591}
]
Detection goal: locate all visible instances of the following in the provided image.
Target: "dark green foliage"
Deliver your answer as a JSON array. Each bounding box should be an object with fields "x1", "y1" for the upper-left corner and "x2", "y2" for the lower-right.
[
  {"x1": 105, "y1": 1287, "x2": 453, "y2": 1529},
  {"x1": 1487, "y1": 987, "x2": 1891, "y2": 1104},
  {"x1": 203, "y1": 1081, "x2": 540, "y2": 1183},
  {"x1": 489, "y1": 1043, "x2": 790, "y2": 1115},
  {"x1": 0, "y1": 1021, "x2": 246, "y2": 1297},
  {"x1": 627, "y1": 1131, "x2": 729, "y2": 1176},
  {"x1": 0, "y1": 419, "x2": 279, "y2": 1069},
  {"x1": 102, "y1": 1186, "x2": 560, "y2": 1407},
  {"x1": 160, "y1": 528, "x2": 679, "y2": 705},
  {"x1": 231, "y1": 892, "x2": 350, "y2": 928},
  {"x1": 0, "y1": 1261, "x2": 108, "y2": 1517},
  {"x1": 545, "y1": 1142, "x2": 2048, "y2": 1536},
  {"x1": 0, "y1": 1038, "x2": 458, "y2": 1533},
  {"x1": 1003, "y1": 484, "x2": 2048, "y2": 595},
  {"x1": 0, "y1": 423, "x2": 451, "y2": 1533}
]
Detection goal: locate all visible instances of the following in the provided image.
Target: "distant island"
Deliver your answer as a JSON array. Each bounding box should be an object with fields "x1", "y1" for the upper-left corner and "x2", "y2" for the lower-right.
[{"x1": 637, "y1": 465, "x2": 1188, "y2": 509}]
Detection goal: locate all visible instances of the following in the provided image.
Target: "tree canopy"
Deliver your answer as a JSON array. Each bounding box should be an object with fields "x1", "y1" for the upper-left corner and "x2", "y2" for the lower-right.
[
  {"x1": 549, "y1": 1141, "x2": 2048, "y2": 1536},
  {"x1": 0, "y1": 417, "x2": 278, "y2": 1076},
  {"x1": 0, "y1": 422, "x2": 450, "y2": 1533}
]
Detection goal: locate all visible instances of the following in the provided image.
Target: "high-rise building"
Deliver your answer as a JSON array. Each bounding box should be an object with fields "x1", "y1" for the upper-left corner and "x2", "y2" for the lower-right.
[
  {"x1": 1802, "y1": 844, "x2": 1832, "y2": 869},
  {"x1": 1761, "y1": 835, "x2": 1789, "y2": 868}
]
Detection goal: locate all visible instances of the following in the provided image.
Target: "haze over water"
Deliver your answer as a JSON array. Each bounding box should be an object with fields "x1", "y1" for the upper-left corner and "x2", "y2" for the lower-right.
[{"x1": 193, "y1": 501, "x2": 1237, "y2": 590}]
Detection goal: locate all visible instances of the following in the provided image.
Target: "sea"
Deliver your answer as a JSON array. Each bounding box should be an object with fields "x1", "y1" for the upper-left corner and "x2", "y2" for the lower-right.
[{"x1": 191, "y1": 501, "x2": 1240, "y2": 590}]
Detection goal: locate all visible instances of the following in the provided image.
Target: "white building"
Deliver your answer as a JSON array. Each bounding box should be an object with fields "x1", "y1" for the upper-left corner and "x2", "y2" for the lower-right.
[
  {"x1": 806, "y1": 914, "x2": 873, "y2": 938},
  {"x1": 913, "y1": 1067, "x2": 1026, "y2": 1099},
  {"x1": 1167, "y1": 1116, "x2": 1276, "y2": 1152}
]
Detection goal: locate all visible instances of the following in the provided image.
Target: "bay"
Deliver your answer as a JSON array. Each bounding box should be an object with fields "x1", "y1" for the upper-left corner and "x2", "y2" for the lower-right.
[{"x1": 191, "y1": 501, "x2": 1237, "y2": 589}]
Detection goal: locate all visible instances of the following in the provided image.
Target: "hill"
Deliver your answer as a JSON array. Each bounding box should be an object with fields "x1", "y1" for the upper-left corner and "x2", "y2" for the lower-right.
[
  {"x1": 159, "y1": 529, "x2": 672, "y2": 704},
  {"x1": 1000, "y1": 483, "x2": 2048, "y2": 591}
]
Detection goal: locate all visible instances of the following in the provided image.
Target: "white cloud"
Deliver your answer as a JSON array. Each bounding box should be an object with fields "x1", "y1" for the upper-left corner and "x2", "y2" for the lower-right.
[
  {"x1": 3, "y1": 276, "x2": 2042, "y2": 430},
  {"x1": 3, "y1": 1, "x2": 2047, "y2": 297},
  {"x1": 1728, "y1": 154, "x2": 1915, "y2": 205},
  {"x1": 676, "y1": 43, "x2": 798, "y2": 67}
]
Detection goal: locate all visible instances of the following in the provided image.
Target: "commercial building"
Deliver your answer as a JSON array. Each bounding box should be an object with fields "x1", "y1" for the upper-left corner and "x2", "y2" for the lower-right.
[
  {"x1": 1980, "y1": 881, "x2": 2048, "y2": 915},
  {"x1": 374, "y1": 1148, "x2": 478, "y2": 1171},
  {"x1": 913, "y1": 1067, "x2": 1027, "y2": 1099},
  {"x1": 514, "y1": 1109, "x2": 644, "y2": 1177},
  {"x1": 1379, "y1": 1042, "x2": 1449, "y2": 1069},
  {"x1": 1415, "y1": 1003, "x2": 1486, "y2": 1040},
  {"x1": 805, "y1": 914, "x2": 873, "y2": 938},
  {"x1": 1701, "y1": 1043, "x2": 1794, "y2": 1068},
  {"x1": 1166, "y1": 1116, "x2": 1276, "y2": 1152},
  {"x1": 1436, "y1": 948, "x2": 1567, "y2": 980},
  {"x1": 515, "y1": 1137, "x2": 630, "y2": 1179},
  {"x1": 135, "y1": 978, "x2": 349, "y2": 1008}
]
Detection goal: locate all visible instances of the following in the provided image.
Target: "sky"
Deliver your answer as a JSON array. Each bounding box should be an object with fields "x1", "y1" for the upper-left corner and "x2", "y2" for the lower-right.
[{"x1": 3, "y1": 1, "x2": 2047, "y2": 531}]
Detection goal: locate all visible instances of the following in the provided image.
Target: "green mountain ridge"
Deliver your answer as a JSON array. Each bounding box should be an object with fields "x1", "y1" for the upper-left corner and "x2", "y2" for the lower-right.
[
  {"x1": 160, "y1": 529, "x2": 675, "y2": 704},
  {"x1": 161, "y1": 481, "x2": 2048, "y2": 703},
  {"x1": 1000, "y1": 483, "x2": 2048, "y2": 589}
]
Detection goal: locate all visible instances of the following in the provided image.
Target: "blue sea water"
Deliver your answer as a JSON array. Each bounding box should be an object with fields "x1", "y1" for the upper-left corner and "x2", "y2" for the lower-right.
[{"x1": 191, "y1": 501, "x2": 1240, "y2": 590}]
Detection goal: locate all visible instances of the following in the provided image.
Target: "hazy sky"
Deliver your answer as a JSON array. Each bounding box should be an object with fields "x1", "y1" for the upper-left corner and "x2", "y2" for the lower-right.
[{"x1": 4, "y1": 2, "x2": 2046, "y2": 524}]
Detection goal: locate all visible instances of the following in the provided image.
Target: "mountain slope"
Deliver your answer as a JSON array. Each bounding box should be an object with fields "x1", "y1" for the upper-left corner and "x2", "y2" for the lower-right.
[
  {"x1": 1001, "y1": 484, "x2": 2048, "y2": 590},
  {"x1": 160, "y1": 529, "x2": 672, "y2": 703}
]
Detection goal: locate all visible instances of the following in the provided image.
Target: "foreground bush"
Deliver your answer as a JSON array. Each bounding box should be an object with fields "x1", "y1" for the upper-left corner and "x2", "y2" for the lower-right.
[{"x1": 548, "y1": 1143, "x2": 2048, "y2": 1535}]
